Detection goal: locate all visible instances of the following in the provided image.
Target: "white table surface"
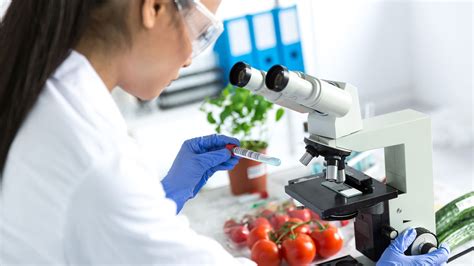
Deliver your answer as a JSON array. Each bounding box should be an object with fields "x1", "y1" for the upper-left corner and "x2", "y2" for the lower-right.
[{"x1": 181, "y1": 165, "x2": 473, "y2": 265}]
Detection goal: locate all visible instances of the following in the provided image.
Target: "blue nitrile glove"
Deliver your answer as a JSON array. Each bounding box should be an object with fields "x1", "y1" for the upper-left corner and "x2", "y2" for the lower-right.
[
  {"x1": 161, "y1": 134, "x2": 240, "y2": 213},
  {"x1": 377, "y1": 227, "x2": 450, "y2": 265}
]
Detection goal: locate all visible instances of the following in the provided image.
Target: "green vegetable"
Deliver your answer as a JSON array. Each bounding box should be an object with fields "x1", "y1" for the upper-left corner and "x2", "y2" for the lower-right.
[
  {"x1": 438, "y1": 221, "x2": 473, "y2": 250},
  {"x1": 435, "y1": 191, "x2": 474, "y2": 250}
]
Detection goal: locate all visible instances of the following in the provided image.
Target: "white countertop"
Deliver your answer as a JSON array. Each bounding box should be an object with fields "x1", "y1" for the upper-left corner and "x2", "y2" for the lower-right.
[{"x1": 181, "y1": 165, "x2": 473, "y2": 265}]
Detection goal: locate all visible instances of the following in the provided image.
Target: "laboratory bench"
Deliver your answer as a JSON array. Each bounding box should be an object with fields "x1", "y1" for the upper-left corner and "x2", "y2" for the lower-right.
[{"x1": 181, "y1": 165, "x2": 474, "y2": 265}]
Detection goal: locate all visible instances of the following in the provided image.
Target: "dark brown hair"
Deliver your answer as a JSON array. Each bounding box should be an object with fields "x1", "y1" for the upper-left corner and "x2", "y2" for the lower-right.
[{"x1": 0, "y1": 0, "x2": 131, "y2": 178}]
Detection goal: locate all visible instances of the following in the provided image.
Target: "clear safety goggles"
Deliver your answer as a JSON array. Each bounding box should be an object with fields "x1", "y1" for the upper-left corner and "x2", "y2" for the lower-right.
[{"x1": 174, "y1": 0, "x2": 224, "y2": 58}]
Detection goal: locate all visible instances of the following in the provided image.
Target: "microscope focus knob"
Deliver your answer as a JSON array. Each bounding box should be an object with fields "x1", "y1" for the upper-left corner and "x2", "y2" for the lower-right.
[
  {"x1": 382, "y1": 225, "x2": 398, "y2": 240},
  {"x1": 405, "y1": 227, "x2": 439, "y2": 256}
]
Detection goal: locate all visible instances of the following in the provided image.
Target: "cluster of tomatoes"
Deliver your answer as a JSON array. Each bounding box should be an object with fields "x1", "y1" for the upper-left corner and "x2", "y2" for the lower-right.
[{"x1": 224, "y1": 204, "x2": 346, "y2": 266}]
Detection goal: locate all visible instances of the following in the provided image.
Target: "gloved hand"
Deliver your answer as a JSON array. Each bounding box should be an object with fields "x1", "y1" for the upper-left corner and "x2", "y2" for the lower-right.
[
  {"x1": 161, "y1": 134, "x2": 240, "y2": 213},
  {"x1": 377, "y1": 227, "x2": 450, "y2": 265}
]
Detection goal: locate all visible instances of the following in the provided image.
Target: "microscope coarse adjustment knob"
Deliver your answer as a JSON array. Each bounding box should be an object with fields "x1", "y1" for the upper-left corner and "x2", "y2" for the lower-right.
[{"x1": 405, "y1": 227, "x2": 439, "y2": 255}]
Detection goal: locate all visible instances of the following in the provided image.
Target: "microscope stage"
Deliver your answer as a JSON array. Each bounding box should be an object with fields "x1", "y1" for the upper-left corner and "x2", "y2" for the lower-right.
[{"x1": 285, "y1": 171, "x2": 398, "y2": 220}]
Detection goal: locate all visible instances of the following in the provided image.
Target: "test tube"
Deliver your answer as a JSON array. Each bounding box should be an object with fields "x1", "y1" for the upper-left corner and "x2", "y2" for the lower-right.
[{"x1": 226, "y1": 145, "x2": 281, "y2": 166}]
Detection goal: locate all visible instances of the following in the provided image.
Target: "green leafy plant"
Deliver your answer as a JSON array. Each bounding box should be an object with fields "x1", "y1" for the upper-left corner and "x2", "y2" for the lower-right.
[{"x1": 200, "y1": 84, "x2": 285, "y2": 151}]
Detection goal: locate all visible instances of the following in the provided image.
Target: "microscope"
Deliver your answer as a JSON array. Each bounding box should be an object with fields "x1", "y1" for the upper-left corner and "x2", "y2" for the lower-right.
[{"x1": 229, "y1": 62, "x2": 440, "y2": 264}]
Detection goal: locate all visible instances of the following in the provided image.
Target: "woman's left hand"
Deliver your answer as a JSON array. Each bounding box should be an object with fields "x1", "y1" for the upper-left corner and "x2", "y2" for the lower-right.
[{"x1": 161, "y1": 134, "x2": 240, "y2": 213}]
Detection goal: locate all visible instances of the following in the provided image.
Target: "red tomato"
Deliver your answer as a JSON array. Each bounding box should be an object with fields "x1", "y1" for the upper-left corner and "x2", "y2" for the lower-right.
[
  {"x1": 249, "y1": 217, "x2": 272, "y2": 231},
  {"x1": 247, "y1": 225, "x2": 272, "y2": 249},
  {"x1": 282, "y1": 234, "x2": 316, "y2": 266},
  {"x1": 288, "y1": 209, "x2": 311, "y2": 222},
  {"x1": 270, "y1": 214, "x2": 290, "y2": 230},
  {"x1": 251, "y1": 239, "x2": 281, "y2": 266},
  {"x1": 293, "y1": 223, "x2": 310, "y2": 235},
  {"x1": 309, "y1": 210, "x2": 321, "y2": 221},
  {"x1": 223, "y1": 219, "x2": 239, "y2": 235},
  {"x1": 285, "y1": 206, "x2": 296, "y2": 213},
  {"x1": 310, "y1": 226, "x2": 343, "y2": 258},
  {"x1": 230, "y1": 225, "x2": 249, "y2": 244},
  {"x1": 259, "y1": 209, "x2": 274, "y2": 219},
  {"x1": 340, "y1": 220, "x2": 350, "y2": 227},
  {"x1": 279, "y1": 218, "x2": 310, "y2": 238}
]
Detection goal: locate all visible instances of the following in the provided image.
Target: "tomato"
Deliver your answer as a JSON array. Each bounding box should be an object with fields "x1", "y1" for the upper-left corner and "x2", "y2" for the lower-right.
[
  {"x1": 340, "y1": 220, "x2": 350, "y2": 227},
  {"x1": 249, "y1": 217, "x2": 272, "y2": 231},
  {"x1": 259, "y1": 209, "x2": 274, "y2": 219},
  {"x1": 270, "y1": 214, "x2": 290, "y2": 230},
  {"x1": 223, "y1": 219, "x2": 239, "y2": 235},
  {"x1": 292, "y1": 222, "x2": 310, "y2": 235},
  {"x1": 247, "y1": 225, "x2": 273, "y2": 249},
  {"x1": 309, "y1": 210, "x2": 321, "y2": 221},
  {"x1": 278, "y1": 218, "x2": 310, "y2": 238},
  {"x1": 285, "y1": 206, "x2": 296, "y2": 213},
  {"x1": 251, "y1": 239, "x2": 281, "y2": 266},
  {"x1": 288, "y1": 209, "x2": 311, "y2": 222},
  {"x1": 282, "y1": 233, "x2": 316, "y2": 266},
  {"x1": 230, "y1": 225, "x2": 249, "y2": 244},
  {"x1": 310, "y1": 226, "x2": 343, "y2": 258}
]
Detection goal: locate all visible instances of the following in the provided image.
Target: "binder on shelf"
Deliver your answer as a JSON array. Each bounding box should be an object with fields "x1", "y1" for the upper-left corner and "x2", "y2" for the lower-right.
[
  {"x1": 247, "y1": 11, "x2": 280, "y2": 72},
  {"x1": 214, "y1": 16, "x2": 254, "y2": 83},
  {"x1": 272, "y1": 5, "x2": 305, "y2": 72}
]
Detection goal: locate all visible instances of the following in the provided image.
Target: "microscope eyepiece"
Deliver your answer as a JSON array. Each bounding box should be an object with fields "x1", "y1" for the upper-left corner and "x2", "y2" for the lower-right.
[
  {"x1": 265, "y1": 65, "x2": 290, "y2": 92},
  {"x1": 229, "y1": 61, "x2": 252, "y2": 87}
]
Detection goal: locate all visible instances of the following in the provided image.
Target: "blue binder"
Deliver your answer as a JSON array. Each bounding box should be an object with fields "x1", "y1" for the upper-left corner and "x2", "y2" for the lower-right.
[
  {"x1": 272, "y1": 6, "x2": 305, "y2": 72},
  {"x1": 247, "y1": 11, "x2": 281, "y2": 72},
  {"x1": 214, "y1": 16, "x2": 254, "y2": 83}
]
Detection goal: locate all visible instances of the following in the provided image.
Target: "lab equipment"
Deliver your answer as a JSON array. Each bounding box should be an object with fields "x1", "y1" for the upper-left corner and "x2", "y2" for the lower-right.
[
  {"x1": 230, "y1": 61, "x2": 444, "y2": 264},
  {"x1": 376, "y1": 228, "x2": 449, "y2": 265},
  {"x1": 162, "y1": 134, "x2": 240, "y2": 212},
  {"x1": 214, "y1": 16, "x2": 254, "y2": 82},
  {"x1": 214, "y1": 5, "x2": 305, "y2": 84},
  {"x1": 174, "y1": 0, "x2": 223, "y2": 58},
  {"x1": 226, "y1": 144, "x2": 281, "y2": 166}
]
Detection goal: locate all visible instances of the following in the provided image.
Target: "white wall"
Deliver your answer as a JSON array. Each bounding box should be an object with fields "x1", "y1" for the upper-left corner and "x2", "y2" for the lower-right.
[
  {"x1": 411, "y1": 1, "x2": 473, "y2": 112},
  {"x1": 299, "y1": 0, "x2": 414, "y2": 110}
]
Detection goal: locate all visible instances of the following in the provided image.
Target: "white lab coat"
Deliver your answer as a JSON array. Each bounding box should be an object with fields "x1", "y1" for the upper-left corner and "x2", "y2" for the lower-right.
[{"x1": 0, "y1": 51, "x2": 254, "y2": 265}]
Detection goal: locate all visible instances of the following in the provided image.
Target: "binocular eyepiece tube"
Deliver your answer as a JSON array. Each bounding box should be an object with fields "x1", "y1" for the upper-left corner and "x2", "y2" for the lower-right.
[{"x1": 229, "y1": 62, "x2": 353, "y2": 118}]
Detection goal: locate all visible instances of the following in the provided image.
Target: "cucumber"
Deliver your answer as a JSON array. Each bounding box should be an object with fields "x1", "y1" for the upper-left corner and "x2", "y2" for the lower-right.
[
  {"x1": 436, "y1": 191, "x2": 474, "y2": 238},
  {"x1": 438, "y1": 221, "x2": 474, "y2": 250}
]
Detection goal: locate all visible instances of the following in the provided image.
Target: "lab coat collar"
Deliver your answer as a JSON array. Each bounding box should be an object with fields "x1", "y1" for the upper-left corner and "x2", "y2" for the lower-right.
[{"x1": 52, "y1": 50, "x2": 128, "y2": 133}]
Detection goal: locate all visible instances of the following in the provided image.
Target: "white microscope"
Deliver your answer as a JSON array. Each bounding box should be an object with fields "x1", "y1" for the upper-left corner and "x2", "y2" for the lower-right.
[{"x1": 229, "y1": 62, "x2": 441, "y2": 264}]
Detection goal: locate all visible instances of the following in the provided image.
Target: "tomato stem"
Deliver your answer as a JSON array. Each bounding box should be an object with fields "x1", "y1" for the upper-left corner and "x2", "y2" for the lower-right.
[
  {"x1": 274, "y1": 221, "x2": 311, "y2": 244},
  {"x1": 312, "y1": 219, "x2": 326, "y2": 231}
]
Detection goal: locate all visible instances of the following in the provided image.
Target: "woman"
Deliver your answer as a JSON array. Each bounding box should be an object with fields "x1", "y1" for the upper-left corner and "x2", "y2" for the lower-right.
[
  {"x1": 0, "y1": 0, "x2": 252, "y2": 264},
  {"x1": 0, "y1": 0, "x2": 449, "y2": 265}
]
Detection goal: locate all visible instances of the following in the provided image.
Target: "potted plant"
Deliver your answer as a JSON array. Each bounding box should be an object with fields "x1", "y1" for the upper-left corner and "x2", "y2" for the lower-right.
[{"x1": 200, "y1": 84, "x2": 285, "y2": 195}]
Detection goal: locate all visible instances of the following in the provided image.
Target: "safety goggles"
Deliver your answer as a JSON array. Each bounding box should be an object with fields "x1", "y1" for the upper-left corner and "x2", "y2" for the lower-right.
[{"x1": 174, "y1": 0, "x2": 224, "y2": 58}]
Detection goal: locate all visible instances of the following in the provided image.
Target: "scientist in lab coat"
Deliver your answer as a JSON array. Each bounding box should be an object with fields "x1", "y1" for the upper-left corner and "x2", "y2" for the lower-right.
[{"x1": 0, "y1": 0, "x2": 449, "y2": 265}]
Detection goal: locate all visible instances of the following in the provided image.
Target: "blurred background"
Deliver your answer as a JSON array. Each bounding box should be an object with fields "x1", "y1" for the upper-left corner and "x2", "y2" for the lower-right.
[
  {"x1": 106, "y1": 0, "x2": 472, "y2": 201},
  {"x1": 1, "y1": 0, "x2": 471, "y2": 200}
]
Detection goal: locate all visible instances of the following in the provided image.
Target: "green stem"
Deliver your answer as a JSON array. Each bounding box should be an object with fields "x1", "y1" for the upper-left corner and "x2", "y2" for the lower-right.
[
  {"x1": 312, "y1": 219, "x2": 326, "y2": 231},
  {"x1": 274, "y1": 221, "x2": 311, "y2": 244}
]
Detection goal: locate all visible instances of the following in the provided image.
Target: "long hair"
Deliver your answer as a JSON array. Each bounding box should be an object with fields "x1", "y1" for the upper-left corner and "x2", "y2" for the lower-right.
[{"x1": 0, "y1": 0, "x2": 130, "y2": 179}]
